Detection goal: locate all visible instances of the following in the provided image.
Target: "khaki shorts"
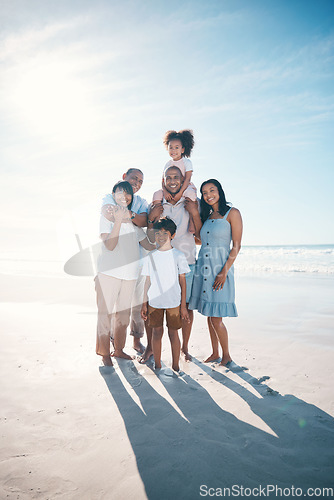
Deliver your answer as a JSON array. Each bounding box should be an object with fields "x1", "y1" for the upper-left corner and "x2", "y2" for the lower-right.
[{"x1": 148, "y1": 305, "x2": 182, "y2": 330}]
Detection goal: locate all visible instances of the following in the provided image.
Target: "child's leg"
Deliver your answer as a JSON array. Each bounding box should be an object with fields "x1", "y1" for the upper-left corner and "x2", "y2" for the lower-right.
[
  {"x1": 148, "y1": 307, "x2": 164, "y2": 368},
  {"x1": 181, "y1": 307, "x2": 193, "y2": 361},
  {"x1": 204, "y1": 317, "x2": 220, "y2": 362},
  {"x1": 152, "y1": 189, "x2": 163, "y2": 205},
  {"x1": 166, "y1": 306, "x2": 182, "y2": 370},
  {"x1": 167, "y1": 329, "x2": 181, "y2": 371},
  {"x1": 113, "y1": 279, "x2": 136, "y2": 360},
  {"x1": 140, "y1": 321, "x2": 153, "y2": 362},
  {"x1": 152, "y1": 327, "x2": 163, "y2": 369}
]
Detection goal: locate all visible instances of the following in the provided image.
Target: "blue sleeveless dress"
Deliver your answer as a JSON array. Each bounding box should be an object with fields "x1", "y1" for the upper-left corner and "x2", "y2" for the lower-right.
[{"x1": 189, "y1": 208, "x2": 238, "y2": 317}]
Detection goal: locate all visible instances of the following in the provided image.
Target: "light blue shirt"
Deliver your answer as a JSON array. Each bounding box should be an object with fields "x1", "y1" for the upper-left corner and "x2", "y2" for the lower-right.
[{"x1": 102, "y1": 193, "x2": 149, "y2": 214}]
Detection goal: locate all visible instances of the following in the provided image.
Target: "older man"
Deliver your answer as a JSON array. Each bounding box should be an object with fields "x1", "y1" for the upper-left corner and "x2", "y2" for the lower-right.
[
  {"x1": 101, "y1": 168, "x2": 150, "y2": 353},
  {"x1": 145, "y1": 165, "x2": 202, "y2": 361}
]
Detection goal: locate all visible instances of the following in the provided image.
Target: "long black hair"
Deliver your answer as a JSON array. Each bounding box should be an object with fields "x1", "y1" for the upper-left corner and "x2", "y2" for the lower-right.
[
  {"x1": 112, "y1": 181, "x2": 133, "y2": 209},
  {"x1": 199, "y1": 179, "x2": 231, "y2": 223}
]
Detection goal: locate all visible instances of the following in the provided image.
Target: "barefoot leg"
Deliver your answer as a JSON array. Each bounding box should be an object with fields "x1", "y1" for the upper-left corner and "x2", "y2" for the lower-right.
[
  {"x1": 140, "y1": 321, "x2": 153, "y2": 362},
  {"x1": 102, "y1": 355, "x2": 113, "y2": 366},
  {"x1": 181, "y1": 306, "x2": 193, "y2": 361},
  {"x1": 204, "y1": 317, "x2": 220, "y2": 362},
  {"x1": 133, "y1": 337, "x2": 145, "y2": 353},
  {"x1": 152, "y1": 327, "x2": 163, "y2": 369},
  {"x1": 168, "y1": 328, "x2": 181, "y2": 372},
  {"x1": 113, "y1": 310, "x2": 132, "y2": 359},
  {"x1": 210, "y1": 317, "x2": 232, "y2": 365}
]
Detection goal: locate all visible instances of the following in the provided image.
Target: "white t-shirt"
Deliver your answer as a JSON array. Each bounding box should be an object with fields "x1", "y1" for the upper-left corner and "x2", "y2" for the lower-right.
[
  {"x1": 162, "y1": 199, "x2": 196, "y2": 265},
  {"x1": 98, "y1": 216, "x2": 146, "y2": 280},
  {"x1": 141, "y1": 248, "x2": 190, "y2": 309}
]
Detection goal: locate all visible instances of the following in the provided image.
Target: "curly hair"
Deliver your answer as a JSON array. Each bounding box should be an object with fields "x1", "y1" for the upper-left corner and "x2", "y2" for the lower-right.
[
  {"x1": 199, "y1": 179, "x2": 231, "y2": 223},
  {"x1": 163, "y1": 129, "x2": 195, "y2": 157}
]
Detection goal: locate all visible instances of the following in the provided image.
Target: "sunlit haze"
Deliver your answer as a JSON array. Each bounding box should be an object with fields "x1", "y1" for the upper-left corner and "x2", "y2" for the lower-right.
[{"x1": 1, "y1": 0, "x2": 334, "y2": 263}]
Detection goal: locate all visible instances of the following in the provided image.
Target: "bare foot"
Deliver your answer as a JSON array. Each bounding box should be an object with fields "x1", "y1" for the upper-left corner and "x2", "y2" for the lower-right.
[
  {"x1": 154, "y1": 361, "x2": 162, "y2": 370},
  {"x1": 204, "y1": 353, "x2": 220, "y2": 363},
  {"x1": 102, "y1": 355, "x2": 113, "y2": 366},
  {"x1": 133, "y1": 339, "x2": 145, "y2": 354},
  {"x1": 181, "y1": 348, "x2": 192, "y2": 361},
  {"x1": 220, "y1": 356, "x2": 233, "y2": 366},
  {"x1": 172, "y1": 364, "x2": 180, "y2": 372},
  {"x1": 113, "y1": 350, "x2": 133, "y2": 360},
  {"x1": 139, "y1": 346, "x2": 153, "y2": 364}
]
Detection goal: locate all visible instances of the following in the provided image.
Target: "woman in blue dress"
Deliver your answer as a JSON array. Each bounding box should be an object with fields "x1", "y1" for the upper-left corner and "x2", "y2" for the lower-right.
[{"x1": 188, "y1": 179, "x2": 243, "y2": 365}]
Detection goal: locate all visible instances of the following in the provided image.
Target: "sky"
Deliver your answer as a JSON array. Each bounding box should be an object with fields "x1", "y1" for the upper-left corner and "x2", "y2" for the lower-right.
[{"x1": 1, "y1": 0, "x2": 334, "y2": 262}]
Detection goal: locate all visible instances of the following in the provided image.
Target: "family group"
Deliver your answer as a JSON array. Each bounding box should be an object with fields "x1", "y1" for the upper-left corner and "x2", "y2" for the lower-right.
[{"x1": 95, "y1": 130, "x2": 243, "y2": 371}]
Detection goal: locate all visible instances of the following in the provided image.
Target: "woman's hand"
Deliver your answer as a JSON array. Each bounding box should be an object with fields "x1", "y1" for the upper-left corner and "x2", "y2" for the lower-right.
[
  {"x1": 114, "y1": 206, "x2": 128, "y2": 222},
  {"x1": 213, "y1": 269, "x2": 227, "y2": 291},
  {"x1": 101, "y1": 204, "x2": 115, "y2": 221}
]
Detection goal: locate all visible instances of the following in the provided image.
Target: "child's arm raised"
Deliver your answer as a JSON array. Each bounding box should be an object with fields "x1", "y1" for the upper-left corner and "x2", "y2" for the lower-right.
[{"x1": 171, "y1": 171, "x2": 192, "y2": 202}]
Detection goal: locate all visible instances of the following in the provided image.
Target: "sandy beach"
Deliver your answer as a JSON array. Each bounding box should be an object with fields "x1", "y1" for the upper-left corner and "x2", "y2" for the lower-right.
[{"x1": 1, "y1": 270, "x2": 333, "y2": 499}]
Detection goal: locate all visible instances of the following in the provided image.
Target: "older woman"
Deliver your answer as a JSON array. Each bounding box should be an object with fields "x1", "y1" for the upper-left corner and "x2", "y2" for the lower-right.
[{"x1": 188, "y1": 179, "x2": 243, "y2": 365}]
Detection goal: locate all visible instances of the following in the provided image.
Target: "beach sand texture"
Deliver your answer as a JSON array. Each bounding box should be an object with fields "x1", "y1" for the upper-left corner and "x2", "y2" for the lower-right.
[{"x1": 0, "y1": 271, "x2": 333, "y2": 499}]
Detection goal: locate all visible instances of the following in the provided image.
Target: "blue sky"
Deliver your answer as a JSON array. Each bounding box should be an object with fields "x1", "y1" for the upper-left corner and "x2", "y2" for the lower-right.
[{"x1": 1, "y1": 0, "x2": 334, "y2": 260}]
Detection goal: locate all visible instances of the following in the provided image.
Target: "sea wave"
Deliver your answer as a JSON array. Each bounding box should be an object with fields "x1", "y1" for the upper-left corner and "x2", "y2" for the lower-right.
[
  {"x1": 0, "y1": 245, "x2": 333, "y2": 277},
  {"x1": 236, "y1": 245, "x2": 334, "y2": 275}
]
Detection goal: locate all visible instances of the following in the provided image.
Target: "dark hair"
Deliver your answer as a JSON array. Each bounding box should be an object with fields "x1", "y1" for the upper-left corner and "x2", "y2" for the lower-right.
[
  {"x1": 164, "y1": 165, "x2": 183, "y2": 178},
  {"x1": 199, "y1": 179, "x2": 231, "y2": 223},
  {"x1": 153, "y1": 216, "x2": 177, "y2": 236},
  {"x1": 125, "y1": 168, "x2": 143, "y2": 176},
  {"x1": 112, "y1": 181, "x2": 133, "y2": 209},
  {"x1": 163, "y1": 129, "x2": 195, "y2": 157}
]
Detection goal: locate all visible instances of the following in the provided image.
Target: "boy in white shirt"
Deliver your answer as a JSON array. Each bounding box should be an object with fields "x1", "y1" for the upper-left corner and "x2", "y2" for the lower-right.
[{"x1": 141, "y1": 217, "x2": 190, "y2": 372}]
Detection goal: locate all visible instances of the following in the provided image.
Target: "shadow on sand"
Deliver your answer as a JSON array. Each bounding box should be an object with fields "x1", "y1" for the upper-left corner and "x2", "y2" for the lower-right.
[{"x1": 100, "y1": 359, "x2": 334, "y2": 500}]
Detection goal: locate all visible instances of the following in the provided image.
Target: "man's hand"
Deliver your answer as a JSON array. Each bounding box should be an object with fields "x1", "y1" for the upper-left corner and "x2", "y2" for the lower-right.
[
  {"x1": 141, "y1": 302, "x2": 148, "y2": 321},
  {"x1": 149, "y1": 203, "x2": 163, "y2": 222},
  {"x1": 184, "y1": 198, "x2": 199, "y2": 216}
]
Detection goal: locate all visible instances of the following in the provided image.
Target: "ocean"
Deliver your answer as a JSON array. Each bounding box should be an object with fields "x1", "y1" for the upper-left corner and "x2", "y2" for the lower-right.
[
  {"x1": 236, "y1": 244, "x2": 334, "y2": 276},
  {"x1": 0, "y1": 244, "x2": 333, "y2": 278}
]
